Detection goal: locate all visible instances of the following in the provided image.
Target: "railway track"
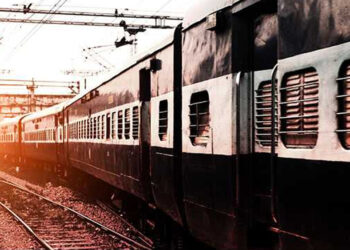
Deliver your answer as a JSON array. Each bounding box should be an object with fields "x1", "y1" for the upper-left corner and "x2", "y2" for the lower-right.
[{"x1": 0, "y1": 180, "x2": 152, "y2": 250}]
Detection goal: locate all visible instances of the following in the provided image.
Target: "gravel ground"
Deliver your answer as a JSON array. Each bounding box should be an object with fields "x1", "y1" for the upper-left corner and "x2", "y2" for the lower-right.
[
  {"x1": 0, "y1": 169, "x2": 151, "y2": 249},
  {"x1": 0, "y1": 207, "x2": 40, "y2": 249}
]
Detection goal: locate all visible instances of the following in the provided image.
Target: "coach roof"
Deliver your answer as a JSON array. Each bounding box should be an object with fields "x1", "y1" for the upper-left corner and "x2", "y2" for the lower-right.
[
  {"x1": 0, "y1": 114, "x2": 27, "y2": 127},
  {"x1": 183, "y1": 0, "x2": 240, "y2": 29},
  {"x1": 22, "y1": 101, "x2": 66, "y2": 123}
]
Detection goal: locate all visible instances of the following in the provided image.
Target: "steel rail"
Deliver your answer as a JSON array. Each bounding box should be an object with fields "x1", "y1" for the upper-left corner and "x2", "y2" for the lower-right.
[
  {"x1": 0, "y1": 180, "x2": 152, "y2": 250},
  {"x1": 0, "y1": 201, "x2": 53, "y2": 250}
]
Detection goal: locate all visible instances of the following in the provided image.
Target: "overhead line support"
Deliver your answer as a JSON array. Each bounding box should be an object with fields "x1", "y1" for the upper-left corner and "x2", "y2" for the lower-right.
[
  {"x1": 0, "y1": 7, "x2": 183, "y2": 21},
  {"x1": 0, "y1": 17, "x2": 175, "y2": 29}
]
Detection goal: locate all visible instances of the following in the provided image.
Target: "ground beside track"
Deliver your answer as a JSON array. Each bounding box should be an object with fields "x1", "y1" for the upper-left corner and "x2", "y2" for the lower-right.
[{"x1": 0, "y1": 166, "x2": 150, "y2": 249}]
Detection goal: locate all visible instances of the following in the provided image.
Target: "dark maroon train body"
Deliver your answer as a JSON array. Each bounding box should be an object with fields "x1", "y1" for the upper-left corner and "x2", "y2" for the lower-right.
[{"x1": 1, "y1": 0, "x2": 350, "y2": 249}]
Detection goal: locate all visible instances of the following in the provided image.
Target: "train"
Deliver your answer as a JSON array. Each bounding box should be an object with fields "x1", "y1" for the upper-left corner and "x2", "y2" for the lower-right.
[{"x1": 0, "y1": 0, "x2": 350, "y2": 249}]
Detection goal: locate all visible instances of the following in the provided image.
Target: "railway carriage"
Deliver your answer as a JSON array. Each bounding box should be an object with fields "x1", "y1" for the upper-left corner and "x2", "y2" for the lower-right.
[
  {"x1": 0, "y1": 115, "x2": 26, "y2": 163},
  {"x1": 63, "y1": 29, "x2": 185, "y2": 206},
  {"x1": 21, "y1": 103, "x2": 65, "y2": 173},
  {"x1": 274, "y1": 1, "x2": 350, "y2": 249}
]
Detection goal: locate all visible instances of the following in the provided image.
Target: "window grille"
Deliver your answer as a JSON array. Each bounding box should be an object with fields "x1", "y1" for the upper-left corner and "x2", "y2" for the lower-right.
[
  {"x1": 336, "y1": 61, "x2": 350, "y2": 148},
  {"x1": 255, "y1": 81, "x2": 278, "y2": 146},
  {"x1": 118, "y1": 111, "x2": 123, "y2": 139},
  {"x1": 79, "y1": 121, "x2": 81, "y2": 139},
  {"x1": 102, "y1": 115, "x2": 105, "y2": 139},
  {"x1": 93, "y1": 117, "x2": 97, "y2": 139},
  {"x1": 112, "y1": 112, "x2": 116, "y2": 139},
  {"x1": 158, "y1": 100, "x2": 168, "y2": 141},
  {"x1": 97, "y1": 116, "x2": 100, "y2": 139},
  {"x1": 124, "y1": 109, "x2": 130, "y2": 139},
  {"x1": 280, "y1": 68, "x2": 319, "y2": 148},
  {"x1": 189, "y1": 91, "x2": 210, "y2": 146},
  {"x1": 106, "y1": 113, "x2": 111, "y2": 139},
  {"x1": 87, "y1": 119, "x2": 91, "y2": 139},
  {"x1": 132, "y1": 107, "x2": 139, "y2": 140}
]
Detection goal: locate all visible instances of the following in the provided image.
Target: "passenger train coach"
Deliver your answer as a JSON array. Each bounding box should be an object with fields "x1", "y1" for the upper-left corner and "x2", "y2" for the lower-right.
[{"x1": 0, "y1": 0, "x2": 350, "y2": 249}]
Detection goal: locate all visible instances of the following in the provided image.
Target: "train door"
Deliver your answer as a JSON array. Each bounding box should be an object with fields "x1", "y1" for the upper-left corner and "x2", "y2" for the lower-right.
[
  {"x1": 139, "y1": 68, "x2": 152, "y2": 196},
  {"x1": 56, "y1": 112, "x2": 66, "y2": 176},
  {"x1": 251, "y1": 10, "x2": 278, "y2": 226},
  {"x1": 231, "y1": 1, "x2": 279, "y2": 248}
]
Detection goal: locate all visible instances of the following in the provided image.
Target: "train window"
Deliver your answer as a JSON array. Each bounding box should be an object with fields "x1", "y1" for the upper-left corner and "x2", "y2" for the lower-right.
[
  {"x1": 280, "y1": 68, "x2": 319, "y2": 148},
  {"x1": 97, "y1": 116, "x2": 100, "y2": 139},
  {"x1": 102, "y1": 115, "x2": 105, "y2": 139},
  {"x1": 87, "y1": 119, "x2": 91, "y2": 139},
  {"x1": 106, "y1": 113, "x2": 111, "y2": 139},
  {"x1": 90, "y1": 118, "x2": 93, "y2": 139},
  {"x1": 132, "y1": 107, "x2": 139, "y2": 140},
  {"x1": 69, "y1": 124, "x2": 73, "y2": 139},
  {"x1": 93, "y1": 117, "x2": 97, "y2": 139},
  {"x1": 255, "y1": 81, "x2": 278, "y2": 147},
  {"x1": 336, "y1": 61, "x2": 350, "y2": 148},
  {"x1": 78, "y1": 121, "x2": 81, "y2": 139},
  {"x1": 80, "y1": 121, "x2": 83, "y2": 139},
  {"x1": 189, "y1": 91, "x2": 210, "y2": 146},
  {"x1": 111, "y1": 112, "x2": 116, "y2": 139},
  {"x1": 158, "y1": 100, "x2": 168, "y2": 141},
  {"x1": 124, "y1": 109, "x2": 130, "y2": 139},
  {"x1": 118, "y1": 111, "x2": 123, "y2": 139},
  {"x1": 69, "y1": 124, "x2": 71, "y2": 139},
  {"x1": 84, "y1": 120, "x2": 86, "y2": 139}
]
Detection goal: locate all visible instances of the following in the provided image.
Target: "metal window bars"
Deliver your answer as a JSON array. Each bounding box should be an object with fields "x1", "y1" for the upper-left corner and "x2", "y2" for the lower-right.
[
  {"x1": 335, "y1": 63, "x2": 350, "y2": 148},
  {"x1": 124, "y1": 109, "x2": 130, "y2": 140},
  {"x1": 255, "y1": 81, "x2": 278, "y2": 147},
  {"x1": 111, "y1": 112, "x2": 116, "y2": 139},
  {"x1": 117, "y1": 111, "x2": 123, "y2": 139},
  {"x1": 132, "y1": 107, "x2": 139, "y2": 140},
  {"x1": 280, "y1": 69, "x2": 319, "y2": 147},
  {"x1": 189, "y1": 91, "x2": 210, "y2": 146},
  {"x1": 158, "y1": 100, "x2": 168, "y2": 141}
]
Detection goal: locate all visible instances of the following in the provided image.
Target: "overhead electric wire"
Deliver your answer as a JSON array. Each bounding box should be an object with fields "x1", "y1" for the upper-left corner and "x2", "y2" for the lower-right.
[
  {"x1": 6, "y1": 0, "x2": 68, "y2": 60},
  {"x1": 0, "y1": 7, "x2": 183, "y2": 20},
  {"x1": 17, "y1": 0, "x2": 69, "y2": 48}
]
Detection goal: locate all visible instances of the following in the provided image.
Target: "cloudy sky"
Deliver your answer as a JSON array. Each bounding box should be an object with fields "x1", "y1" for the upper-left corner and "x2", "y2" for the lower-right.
[{"x1": 0, "y1": 0, "x2": 190, "y2": 94}]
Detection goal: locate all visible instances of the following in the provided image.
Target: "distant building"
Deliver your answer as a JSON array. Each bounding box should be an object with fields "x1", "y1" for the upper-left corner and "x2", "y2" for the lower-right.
[{"x1": 0, "y1": 94, "x2": 74, "y2": 120}]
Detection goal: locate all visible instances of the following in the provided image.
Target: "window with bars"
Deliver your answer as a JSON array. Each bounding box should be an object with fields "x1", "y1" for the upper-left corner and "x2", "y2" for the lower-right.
[
  {"x1": 255, "y1": 81, "x2": 278, "y2": 147},
  {"x1": 102, "y1": 115, "x2": 105, "y2": 139},
  {"x1": 85, "y1": 120, "x2": 88, "y2": 139},
  {"x1": 106, "y1": 113, "x2": 111, "y2": 139},
  {"x1": 93, "y1": 117, "x2": 97, "y2": 139},
  {"x1": 159, "y1": 100, "x2": 168, "y2": 141},
  {"x1": 280, "y1": 68, "x2": 319, "y2": 148},
  {"x1": 112, "y1": 112, "x2": 116, "y2": 139},
  {"x1": 89, "y1": 120, "x2": 92, "y2": 139},
  {"x1": 83, "y1": 120, "x2": 85, "y2": 139},
  {"x1": 132, "y1": 107, "x2": 139, "y2": 140},
  {"x1": 124, "y1": 109, "x2": 130, "y2": 139},
  {"x1": 336, "y1": 61, "x2": 350, "y2": 148},
  {"x1": 118, "y1": 111, "x2": 123, "y2": 139},
  {"x1": 189, "y1": 91, "x2": 210, "y2": 146},
  {"x1": 77, "y1": 122, "x2": 80, "y2": 139},
  {"x1": 97, "y1": 116, "x2": 100, "y2": 139}
]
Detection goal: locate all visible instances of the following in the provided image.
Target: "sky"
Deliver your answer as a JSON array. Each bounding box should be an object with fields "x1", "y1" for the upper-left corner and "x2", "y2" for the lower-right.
[{"x1": 0, "y1": 0, "x2": 191, "y2": 94}]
